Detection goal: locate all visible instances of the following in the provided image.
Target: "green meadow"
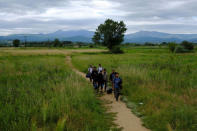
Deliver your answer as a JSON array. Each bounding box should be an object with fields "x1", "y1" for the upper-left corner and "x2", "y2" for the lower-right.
[
  {"x1": 0, "y1": 47, "x2": 196, "y2": 131},
  {"x1": 0, "y1": 52, "x2": 115, "y2": 131},
  {"x1": 72, "y1": 47, "x2": 197, "y2": 131}
]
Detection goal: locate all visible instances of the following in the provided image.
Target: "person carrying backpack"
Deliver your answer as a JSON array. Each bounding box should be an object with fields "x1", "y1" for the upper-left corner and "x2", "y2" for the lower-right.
[
  {"x1": 91, "y1": 66, "x2": 99, "y2": 92},
  {"x1": 109, "y1": 69, "x2": 116, "y2": 90},
  {"x1": 88, "y1": 65, "x2": 93, "y2": 82},
  {"x1": 113, "y1": 72, "x2": 122, "y2": 101},
  {"x1": 103, "y1": 69, "x2": 108, "y2": 92}
]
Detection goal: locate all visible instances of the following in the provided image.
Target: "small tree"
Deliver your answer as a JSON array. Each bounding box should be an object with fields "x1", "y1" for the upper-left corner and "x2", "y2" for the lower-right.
[
  {"x1": 92, "y1": 19, "x2": 127, "y2": 53},
  {"x1": 53, "y1": 38, "x2": 61, "y2": 47},
  {"x1": 181, "y1": 41, "x2": 194, "y2": 51},
  {"x1": 13, "y1": 39, "x2": 20, "y2": 47}
]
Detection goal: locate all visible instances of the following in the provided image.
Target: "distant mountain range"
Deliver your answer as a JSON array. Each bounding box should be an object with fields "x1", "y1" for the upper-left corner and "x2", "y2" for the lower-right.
[{"x1": 1, "y1": 30, "x2": 197, "y2": 43}]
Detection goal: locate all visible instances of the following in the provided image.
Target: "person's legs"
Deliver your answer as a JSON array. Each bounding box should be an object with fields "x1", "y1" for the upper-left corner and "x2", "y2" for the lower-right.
[
  {"x1": 112, "y1": 82, "x2": 114, "y2": 91},
  {"x1": 90, "y1": 76, "x2": 92, "y2": 82},
  {"x1": 99, "y1": 82, "x2": 103, "y2": 92},
  {"x1": 98, "y1": 82, "x2": 100, "y2": 92},
  {"x1": 117, "y1": 88, "x2": 120, "y2": 101},
  {"x1": 104, "y1": 81, "x2": 107, "y2": 91},
  {"x1": 93, "y1": 80, "x2": 98, "y2": 92},
  {"x1": 114, "y1": 88, "x2": 117, "y2": 99},
  {"x1": 114, "y1": 88, "x2": 120, "y2": 101},
  {"x1": 101, "y1": 82, "x2": 104, "y2": 91}
]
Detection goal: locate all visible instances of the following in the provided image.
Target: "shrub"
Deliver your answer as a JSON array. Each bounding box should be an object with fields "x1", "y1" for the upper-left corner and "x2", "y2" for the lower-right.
[
  {"x1": 168, "y1": 42, "x2": 177, "y2": 52},
  {"x1": 175, "y1": 46, "x2": 189, "y2": 53},
  {"x1": 89, "y1": 45, "x2": 94, "y2": 48},
  {"x1": 13, "y1": 39, "x2": 20, "y2": 47},
  {"x1": 181, "y1": 41, "x2": 194, "y2": 51},
  {"x1": 110, "y1": 46, "x2": 124, "y2": 54}
]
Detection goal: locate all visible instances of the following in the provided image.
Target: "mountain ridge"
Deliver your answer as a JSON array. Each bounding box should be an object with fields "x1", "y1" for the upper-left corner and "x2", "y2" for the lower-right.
[{"x1": 1, "y1": 30, "x2": 197, "y2": 43}]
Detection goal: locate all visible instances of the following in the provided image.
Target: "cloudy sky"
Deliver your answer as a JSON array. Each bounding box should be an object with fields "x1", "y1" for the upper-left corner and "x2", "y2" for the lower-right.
[{"x1": 0, "y1": 0, "x2": 197, "y2": 35}]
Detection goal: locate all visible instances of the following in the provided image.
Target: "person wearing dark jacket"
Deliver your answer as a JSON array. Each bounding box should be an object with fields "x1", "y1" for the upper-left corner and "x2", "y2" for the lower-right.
[
  {"x1": 91, "y1": 67, "x2": 98, "y2": 91},
  {"x1": 103, "y1": 69, "x2": 108, "y2": 92},
  {"x1": 98, "y1": 71, "x2": 104, "y2": 92},
  {"x1": 109, "y1": 69, "x2": 116, "y2": 90},
  {"x1": 113, "y1": 72, "x2": 122, "y2": 101}
]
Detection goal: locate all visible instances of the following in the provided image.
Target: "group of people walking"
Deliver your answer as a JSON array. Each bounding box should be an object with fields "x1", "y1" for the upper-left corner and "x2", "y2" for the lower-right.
[{"x1": 86, "y1": 64, "x2": 122, "y2": 101}]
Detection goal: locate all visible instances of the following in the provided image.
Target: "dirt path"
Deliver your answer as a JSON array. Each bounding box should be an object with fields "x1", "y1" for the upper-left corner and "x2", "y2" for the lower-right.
[{"x1": 66, "y1": 56, "x2": 150, "y2": 131}]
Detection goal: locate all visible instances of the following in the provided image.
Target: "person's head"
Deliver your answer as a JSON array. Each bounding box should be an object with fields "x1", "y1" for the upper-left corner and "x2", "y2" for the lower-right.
[
  {"x1": 112, "y1": 69, "x2": 115, "y2": 73},
  {"x1": 115, "y1": 72, "x2": 119, "y2": 78},
  {"x1": 99, "y1": 64, "x2": 101, "y2": 67},
  {"x1": 90, "y1": 65, "x2": 92, "y2": 68},
  {"x1": 93, "y1": 66, "x2": 97, "y2": 70}
]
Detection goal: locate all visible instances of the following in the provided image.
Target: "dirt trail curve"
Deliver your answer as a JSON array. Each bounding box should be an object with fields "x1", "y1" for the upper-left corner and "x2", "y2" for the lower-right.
[{"x1": 66, "y1": 55, "x2": 150, "y2": 131}]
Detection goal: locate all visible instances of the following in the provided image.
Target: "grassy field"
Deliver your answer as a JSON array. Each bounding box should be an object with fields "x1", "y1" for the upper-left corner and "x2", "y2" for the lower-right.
[
  {"x1": 72, "y1": 47, "x2": 197, "y2": 131},
  {"x1": 0, "y1": 51, "x2": 116, "y2": 131}
]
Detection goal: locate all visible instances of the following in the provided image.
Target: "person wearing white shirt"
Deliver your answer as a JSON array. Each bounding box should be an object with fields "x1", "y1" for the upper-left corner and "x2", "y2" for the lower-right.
[
  {"x1": 98, "y1": 64, "x2": 103, "y2": 73},
  {"x1": 88, "y1": 65, "x2": 93, "y2": 82}
]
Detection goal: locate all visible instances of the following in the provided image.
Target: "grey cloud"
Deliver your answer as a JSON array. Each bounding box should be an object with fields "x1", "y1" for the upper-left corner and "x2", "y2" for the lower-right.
[{"x1": 0, "y1": 0, "x2": 197, "y2": 35}]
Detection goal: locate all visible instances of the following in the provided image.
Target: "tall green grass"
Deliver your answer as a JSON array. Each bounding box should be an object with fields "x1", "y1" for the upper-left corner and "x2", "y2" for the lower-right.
[
  {"x1": 72, "y1": 47, "x2": 197, "y2": 131},
  {"x1": 0, "y1": 55, "x2": 114, "y2": 131}
]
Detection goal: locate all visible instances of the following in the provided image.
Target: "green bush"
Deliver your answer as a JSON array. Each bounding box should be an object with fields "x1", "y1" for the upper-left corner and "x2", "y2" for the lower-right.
[
  {"x1": 175, "y1": 46, "x2": 189, "y2": 53},
  {"x1": 168, "y1": 42, "x2": 177, "y2": 53},
  {"x1": 181, "y1": 41, "x2": 194, "y2": 51},
  {"x1": 89, "y1": 45, "x2": 94, "y2": 48},
  {"x1": 13, "y1": 39, "x2": 20, "y2": 47},
  {"x1": 110, "y1": 46, "x2": 124, "y2": 54}
]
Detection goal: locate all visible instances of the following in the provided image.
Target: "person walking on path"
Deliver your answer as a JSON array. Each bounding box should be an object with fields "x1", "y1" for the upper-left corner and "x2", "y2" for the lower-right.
[
  {"x1": 98, "y1": 64, "x2": 103, "y2": 73},
  {"x1": 88, "y1": 65, "x2": 93, "y2": 82},
  {"x1": 113, "y1": 72, "x2": 122, "y2": 101},
  {"x1": 103, "y1": 69, "x2": 108, "y2": 92},
  {"x1": 91, "y1": 66, "x2": 99, "y2": 92},
  {"x1": 110, "y1": 69, "x2": 116, "y2": 91},
  {"x1": 98, "y1": 71, "x2": 104, "y2": 93}
]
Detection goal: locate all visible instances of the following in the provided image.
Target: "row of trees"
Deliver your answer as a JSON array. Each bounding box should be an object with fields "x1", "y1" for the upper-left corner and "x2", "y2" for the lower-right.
[{"x1": 12, "y1": 39, "x2": 90, "y2": 47}]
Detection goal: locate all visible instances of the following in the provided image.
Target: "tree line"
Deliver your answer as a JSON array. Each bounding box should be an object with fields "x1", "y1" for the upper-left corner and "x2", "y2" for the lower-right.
[{"x1": 10, "y1": 39, "x2": 91, "y2": 48}]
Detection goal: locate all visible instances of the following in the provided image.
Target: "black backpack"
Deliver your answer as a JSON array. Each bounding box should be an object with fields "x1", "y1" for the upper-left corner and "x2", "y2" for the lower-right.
[{"x1": 107, "y1": 88, "x2": 112, "y2": 94}]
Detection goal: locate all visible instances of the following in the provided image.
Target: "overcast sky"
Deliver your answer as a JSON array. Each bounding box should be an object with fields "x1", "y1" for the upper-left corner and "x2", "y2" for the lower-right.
[{"x1": 0, "y1": 0, "x2": 197, "y2": 35}]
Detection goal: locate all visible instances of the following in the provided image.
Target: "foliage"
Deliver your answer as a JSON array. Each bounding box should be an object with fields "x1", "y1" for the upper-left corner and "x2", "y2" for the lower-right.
[
  {"x1": 144, "y1": 42, "x2": 156, "y2": 46},
  {"x1": 13, "y1": 39, "x2": 20, "y2": 47},
  {"x1": 92, "y1": 19, "x2": 127, "y2": 51},
  {"x1": 181, "y1": 41, "x2": 194, "y2": 51},
  {"x1": 53, "y1": 38, "x2": 61, "y2": 47},
  {"x1": 175, "y1": 46, "x2": 189, "y2": 53},
  {"x1": 110, "y1": 46, "x2": 124, "y2": 54},
  {"x1": 168, "y1": 42, "x2": 177, "y2": 52}
]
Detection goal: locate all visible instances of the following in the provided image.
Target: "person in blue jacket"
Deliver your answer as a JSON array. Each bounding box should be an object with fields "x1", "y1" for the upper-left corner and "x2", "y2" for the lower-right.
[{"x1": 113, "y1": 72, "x2": 122, "y2": 101}]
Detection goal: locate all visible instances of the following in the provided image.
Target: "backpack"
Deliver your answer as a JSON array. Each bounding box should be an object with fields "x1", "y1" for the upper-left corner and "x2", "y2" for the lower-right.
[
  {"x1": 86, "y1": 73, "x2": 91, "y2": 78},
  {"x1": 107, "y1": 87, "x2": 112, "y2": 94}
]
